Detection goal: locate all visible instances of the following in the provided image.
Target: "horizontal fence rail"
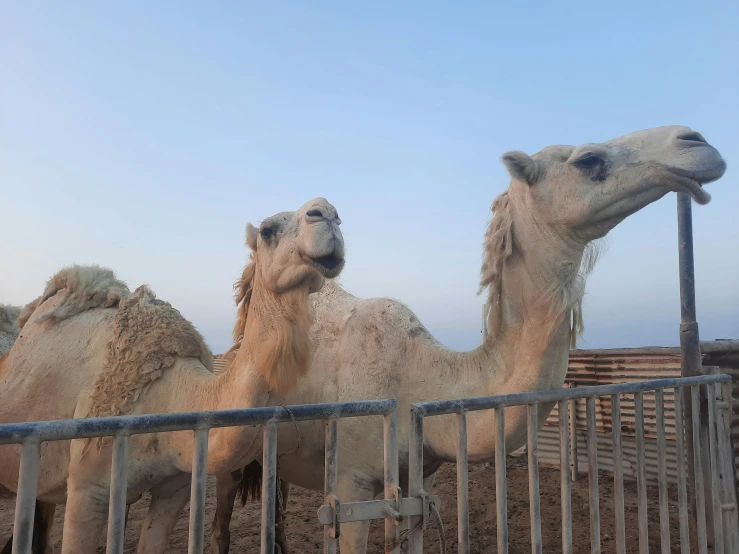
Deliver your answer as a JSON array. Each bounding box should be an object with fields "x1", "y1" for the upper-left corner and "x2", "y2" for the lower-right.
[
  {"x1": 407, "y1": 374, "x2": 739, "y2": 554},
  {"x1": 0, "y1": 400, "x2": 397, "y2": 444},
  {"x1": 0, "y1": 399, "x2": 400, "y2": 554}
]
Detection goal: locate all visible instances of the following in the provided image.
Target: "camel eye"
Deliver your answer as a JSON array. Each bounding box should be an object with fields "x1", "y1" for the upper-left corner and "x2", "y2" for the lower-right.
[
  {"x1": 260, "y1": 227, "x2": 274, "y2": 239},
  {"x1": 574, "y1": 154, "x2": 602, "y2": 169}
]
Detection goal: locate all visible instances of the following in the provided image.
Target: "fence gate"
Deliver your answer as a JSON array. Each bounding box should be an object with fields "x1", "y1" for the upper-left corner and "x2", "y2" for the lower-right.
[
  {"x1": 0, "y1": 399, "x2": 435, "y2": 554},
  {"x1": 407, "y1": 374, "x2": 739, "y2": 554}
]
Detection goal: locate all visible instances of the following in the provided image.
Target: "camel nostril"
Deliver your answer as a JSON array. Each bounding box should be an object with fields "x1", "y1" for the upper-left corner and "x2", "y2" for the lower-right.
[
  {"x1": 306, "y1": 209, "x2": 324, "y2": 218},
  {"x1": 676, "y1": 131, "x2": 707, "y2": 144}
]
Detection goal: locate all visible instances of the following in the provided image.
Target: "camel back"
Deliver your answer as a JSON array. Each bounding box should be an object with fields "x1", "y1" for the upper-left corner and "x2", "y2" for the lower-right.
[{"x1": 88, "y1": 284, "x2": 213, "y2": 420}]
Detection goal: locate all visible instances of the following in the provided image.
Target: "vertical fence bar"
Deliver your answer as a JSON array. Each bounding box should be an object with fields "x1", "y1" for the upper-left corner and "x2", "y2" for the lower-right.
[
  {"x1": 691, "y1": 385, "x2": 708, "y2": 554},
  {"x1": 261, "y1": 423, "x2": 278, "y2": 554},
  {"x1": 570, "y1": 393, "x2": 579, "y2": 483},
  {"x1": 11, "y1": 440, "x2": 40, "y2": 554},
  {"x1": 612, "y1": 394, "x2": 626, "y2": 554},
  {"x1": 457, "y1": 411, "x2": 470, "y2": 554},
  {"x1": 527, "y1": 404, "x2": 543, "y2": 554},
  {"x1": 655, "y1": 389, "x2": 671, "y2": 554},
  {"x1": 675, "y1": 388, "x2": 691, "y2": 554},
  {"x1": 706, "y1": 380, "x2": 725, "y2": 554},
  {"x1": 408, "y1": 407, "x2": 425, "y2": 554},
  {"x1": 586, "y1": 396, "x2": 601, "y2": 554},
  {"x1": 384, "y1": 409, "x2": 401, "y2": 554},
  {"x1": 495, "y1": 407, "x2": 508, "y2": 554},
  {"x1": 719, "y1": 381, "x2": 739, "y2": 553},
  {"x1": 323, "y1": 418, "x2": 339, "y2": 554},
  {"x1": 634, "y1": 392, "x2": 649, "y2": 554},
  {"x1": 106, "y1": 434, "x2": 130, "y2": 554},
  {"x1": 720, "y1": 381, "x2": 738, "y2": 502},
  {"x1": 558, "y1": 400, "x2": 573, "y2": 554},
  {"x1": 187, "y1": 428, "x2": 209, "y2": 554}
]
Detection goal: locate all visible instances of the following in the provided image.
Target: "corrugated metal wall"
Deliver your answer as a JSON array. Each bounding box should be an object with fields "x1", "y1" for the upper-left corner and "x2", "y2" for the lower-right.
[
  {"x1": 212, "y1": 357, "x2": 230, "y2": 374},
  {"x1": 529, "y1": 341, "x2": 739, "y2": 488}
]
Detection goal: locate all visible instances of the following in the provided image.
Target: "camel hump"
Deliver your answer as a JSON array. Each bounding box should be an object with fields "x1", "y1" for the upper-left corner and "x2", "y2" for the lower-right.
[
  {"x1": 18, "y1": 265, "x2": 130, "y2": 329},
  {"x1": 87, "y1": 285, "x2": 213, "y2": 420},
  {"x1": 0, "y1": 304, "x2": 21, "y2": 334}
]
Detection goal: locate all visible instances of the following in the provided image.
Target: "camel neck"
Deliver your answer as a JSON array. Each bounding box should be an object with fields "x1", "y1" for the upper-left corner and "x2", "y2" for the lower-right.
[
  {"x1": 413, "y1": 194, "x2": 588, "y2": 462},
  {"x1": 484, "y1": 196, "x2": 585, "y2": 391},
  {"x1": 446, "y1": 190, "x2": 586, "y2": 395},
  {"x1": 210, "y1": 281, "x2": 313, "y2": 412},
  {"x1": 176, "y1": 282, "x2": 313, "y2": 473}
]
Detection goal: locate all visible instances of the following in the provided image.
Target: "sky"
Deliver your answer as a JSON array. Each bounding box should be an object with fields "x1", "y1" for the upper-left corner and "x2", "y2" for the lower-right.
[{"x1": 1, "y1": 1, "x2": 737, "y2": 354}]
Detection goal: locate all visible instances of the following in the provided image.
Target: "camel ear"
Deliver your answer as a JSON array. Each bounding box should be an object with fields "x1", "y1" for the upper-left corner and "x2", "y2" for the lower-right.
[
  {"x1": 246, "y1": 223, "x2": 258, "y2": 251},
  {"x1": 502, "y1": 151, "x2": 541, "y2": 186}
]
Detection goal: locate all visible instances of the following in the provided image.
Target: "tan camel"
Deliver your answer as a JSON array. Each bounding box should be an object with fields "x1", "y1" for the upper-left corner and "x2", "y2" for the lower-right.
[
  {"x1": 0, "y1": 197, "x2": 345, "y2": 554},
  {"x1": 0, "y1": 305, "x2": 21, "y2": 356},
  {"x1": 212, "y1": 126, "x2": 726, "y2": 554}
]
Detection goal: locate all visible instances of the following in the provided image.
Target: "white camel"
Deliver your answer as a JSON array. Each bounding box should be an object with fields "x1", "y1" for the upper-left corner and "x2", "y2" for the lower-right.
[
  {"x1": 212, "y1": 125, "x2": 726, "y2": 554},
  {"x1": 0, "y1": 197, "x2": 345, "y2": 554}
]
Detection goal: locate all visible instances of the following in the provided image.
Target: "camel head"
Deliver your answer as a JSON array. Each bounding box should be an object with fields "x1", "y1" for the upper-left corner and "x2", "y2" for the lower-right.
[
  {"x1": 501, "y1": 125, "x2": 726, "y2": 242},
  {"x1": 232, "y1": 198, "x2": 344, "y2": 392},
  {"x1": 245, "y1": 197, "x2": 345, "y2": 293}
]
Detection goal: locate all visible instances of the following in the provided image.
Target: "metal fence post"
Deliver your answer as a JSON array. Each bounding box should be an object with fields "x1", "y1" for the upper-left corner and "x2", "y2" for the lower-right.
[
  {"x1": 655, "y1": 389, "x2": 671, "y2": 554},
  {"x1": 106, "y1": 434, "x2": 130, "y2": 554},
  {"x1": 456, "y1": 411, "x2": 470, "y2": 554},
  {"x1": 384, "y1": 408, "x2": 401, "y2": 554},
  {"x1": 323, "y1": 418, "x2": 339, "y2": 554},
  {"x1": 558, "y1": 400, "x2": 573, "y2": 554},
  {"x1": 408, "y1": 407, "x2": 425, "y2": 554},
  {"x1": 569, "y1": 389, "x2": 579, "y2": 483},
  {"x1": 611, "y1": 394, "x2": 626, "y2": 554},
  {"x1": 188, "y1": 428, "x2": 209, "y2": 554},
  {"x1": 495, "y1": 407, "x2": 508, "y2": 554},
  {"x1": 527, "y1": 404, "x2": 543, "y2": 554},
  {"x1": 11, "y1": 441, "x2": 40, "y2": 554},
  {"x1": 585, "y1": 396, "x2": 600, "y2": 554}
]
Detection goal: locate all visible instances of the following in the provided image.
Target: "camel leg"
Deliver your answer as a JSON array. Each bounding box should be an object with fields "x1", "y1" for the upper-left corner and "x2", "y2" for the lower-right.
[
  {"x1": 34, "y1": 501, "x2": 56, "y2": 554},
  {"x1": 136, "y1": 474, "x2": 191, "y2": 554},
  {"x1": 275, "y1": 479, "x2": 290, "y2": 554},
  {"x1": 336, "y1": 477, "x2": 376, "y2": 554},
  {"x1": 210, "y1": 469, "x2": 242, "y2": 554},
  {"x1": 1, "y1": 500, "x2": 56, "y2": 554},
  {"x1": 60, "y1": 483, "x2": 109, "y2": 554}
]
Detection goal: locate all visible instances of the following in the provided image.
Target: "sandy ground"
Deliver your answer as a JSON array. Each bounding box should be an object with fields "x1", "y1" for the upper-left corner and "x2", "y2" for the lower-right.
[{"x1": 0, "y1": 457, "x2": 684, "y2": 553}]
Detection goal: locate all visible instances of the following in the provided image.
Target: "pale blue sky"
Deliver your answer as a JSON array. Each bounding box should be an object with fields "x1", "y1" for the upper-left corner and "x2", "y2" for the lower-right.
[{"x1": 1, "y1": 2, "x2": 737, "y2": 354}]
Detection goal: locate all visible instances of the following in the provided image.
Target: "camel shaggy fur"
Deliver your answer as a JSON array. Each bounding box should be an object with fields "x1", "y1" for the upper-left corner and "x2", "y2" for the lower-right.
[
  {"x1": 212, "y1": 126, "x2": 726, "y2": 554},
  {"x1": 0, "y1": 305, "x2": 21, "y2": 356},
  {"x1": 0, "y1": 197, "x2": 345, "y2": 554}
]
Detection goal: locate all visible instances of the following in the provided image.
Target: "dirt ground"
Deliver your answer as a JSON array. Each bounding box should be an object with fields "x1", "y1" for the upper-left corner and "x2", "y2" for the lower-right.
[{"x1": 0, "y1": 457, "x2": 684, "y2": 553}]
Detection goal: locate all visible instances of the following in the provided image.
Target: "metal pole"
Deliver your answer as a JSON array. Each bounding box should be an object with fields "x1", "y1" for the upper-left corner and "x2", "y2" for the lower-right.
[
  {"x1": 106, "y1": 434, "x2": 130, "y2": 554},
  {"x1": 323, "y1": 418, "x2": 339, "y2": 554},
  {"x1": 677, "y1": 192, "x2": 703, "y2": 377},
  {"x1": 384, "y1": 410, "x2": 401, "y2": 554},
  {"x1": 677, "y1": 192, "x2": 713, "y2": 549},
  {"x1": 188, "y1": 428, "x2": 209, "y2": 554},
  {"x1": 408, "y1": 407, "x2": 425, "y2": 554},
  {"x1": 456, "y1": 411, "x2": 470, "y2": 554},
  {"x1": 527, "y1": 405, "x2": 543, "y2": 554}
]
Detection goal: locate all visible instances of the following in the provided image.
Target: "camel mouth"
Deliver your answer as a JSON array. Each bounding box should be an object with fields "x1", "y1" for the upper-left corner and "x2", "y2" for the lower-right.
[
  {"x1": 674, "y1": 178, "x2": 711, "y2": 205},
  {"x1": 308, "y1": 253, "x2": 345, "y2": 277}
]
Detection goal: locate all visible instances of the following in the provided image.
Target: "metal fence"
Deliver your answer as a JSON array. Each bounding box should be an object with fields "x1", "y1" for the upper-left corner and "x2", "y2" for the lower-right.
[
  {"x1": 407, "y1": 373, "x2": 739, "y2": 554},
  {"x1": 0, "y1": 399, "x2": 414, "y2": 554},
  {"x1": 529, "y1": 342, "x2": 739, "y2": 489}
]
